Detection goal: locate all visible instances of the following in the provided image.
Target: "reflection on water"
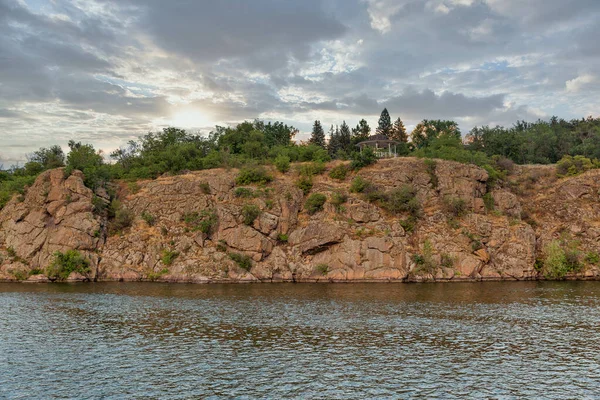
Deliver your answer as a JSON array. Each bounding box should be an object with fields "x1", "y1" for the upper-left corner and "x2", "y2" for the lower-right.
[{"x1": 1, "y1": 282, "x2": 600, "y2": 399}]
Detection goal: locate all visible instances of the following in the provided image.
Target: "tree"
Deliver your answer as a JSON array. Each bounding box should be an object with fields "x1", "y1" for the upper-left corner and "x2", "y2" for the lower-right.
[
  {"x1": 390, "y1": 117, "x2": 408, "y2": 142},
  {"x1": 411, "y1": 120, "x2": 461, "y2": 149},
  {"x1": 376, "y1": 108, "x2": 392, "y2": 138},
  {"x1": 352, "y1": 119, "x2": 371, "y2": 144},
  {"x1": 338, "y1": 121, "x2": 352, "y2": 154},
  {"x1": 309, "y1": 120, "x2": 326, "y2": 148},
  {"x1": 327, "y1": 125, "x2": 341, "y2": 157},
  {"x1": 28, "y1": 145, "x2": 65, "y2": 170}
]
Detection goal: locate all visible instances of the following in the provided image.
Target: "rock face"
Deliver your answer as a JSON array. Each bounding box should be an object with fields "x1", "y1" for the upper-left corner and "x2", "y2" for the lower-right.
[{"x1": 1, "y1": 158, "x2": 600, "y2": 282}]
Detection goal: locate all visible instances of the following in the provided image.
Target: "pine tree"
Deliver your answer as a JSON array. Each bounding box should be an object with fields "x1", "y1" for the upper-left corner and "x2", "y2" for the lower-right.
[
  {"x1": 339, "y1": 121, "x2": 352, "y2": 153},
  {"x1": 376, "y1": 108, "x2": 392, "y2": 138},
  {"x1": 309, "y1": 120, "x2": 326, "y2": 148},
  {"x1": 390, "y1": 117, "x2": 408, "y2": 142},
  {"x1": 327, "y1": 125, "x2": 341, "y2": 157},
  {"x1": 352, "y1": 119, "x2": 371, "y2": 143}
]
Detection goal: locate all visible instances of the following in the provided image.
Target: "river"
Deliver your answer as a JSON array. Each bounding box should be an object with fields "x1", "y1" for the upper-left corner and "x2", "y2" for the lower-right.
[{"x1": 1, "y1": 282, "x2": 599, "y2": 399}]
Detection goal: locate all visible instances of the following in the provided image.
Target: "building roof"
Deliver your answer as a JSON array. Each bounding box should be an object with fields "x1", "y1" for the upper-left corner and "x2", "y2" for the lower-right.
[{"x1": 356, "y1": 134, "x2": 401, "y2": 146}]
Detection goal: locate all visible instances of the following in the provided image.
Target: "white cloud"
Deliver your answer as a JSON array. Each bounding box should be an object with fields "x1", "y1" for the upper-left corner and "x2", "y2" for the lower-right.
[{"x1": 565, "y1": 74, "x2": 597, "y2": 93}]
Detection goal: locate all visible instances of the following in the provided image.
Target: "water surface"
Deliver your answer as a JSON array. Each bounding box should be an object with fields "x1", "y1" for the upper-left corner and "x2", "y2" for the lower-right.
[{"x1": 1, "y1": 282, "x2": 599, "y2": 399}]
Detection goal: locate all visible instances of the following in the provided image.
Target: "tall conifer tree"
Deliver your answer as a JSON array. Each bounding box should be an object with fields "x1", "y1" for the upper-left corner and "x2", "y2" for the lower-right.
[
  {"x1": 309, "y1": 120, "x2": 326, "y2": 147},
  {"x1": 390, "y1": 117, "x2": 408, "y2": 142},
  {"x1": 376, "y1": 108, "x2": 392, "y2": 137}
]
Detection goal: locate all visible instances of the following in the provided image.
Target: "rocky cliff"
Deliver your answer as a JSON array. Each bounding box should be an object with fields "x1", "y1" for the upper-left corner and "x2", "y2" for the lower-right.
[{"x1": 1, "y1": 158, "x2": 599, "y2": 282}]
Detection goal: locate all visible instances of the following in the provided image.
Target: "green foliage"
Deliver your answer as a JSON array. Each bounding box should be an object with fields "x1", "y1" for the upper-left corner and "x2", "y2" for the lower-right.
[
  {"x1": 277, "y1": 233, "x2": 289, "y2": 243},
  {"x1": 236, "y1": 166, "x2": 273, "y2": 185},
  {"x1": 316, "y1": 263, "x2": 329, "y2": 276},
  {"x1": 349, "y1": 176, "x2": 369, "y2": 193},
  {"x1": 350, "y1": 147, "x2": 377, "y2": 170},
  {"x1": 274, "y1": 155, "x2": 291, "y2": 173},
  {"x1": 483, "y1": 193, "x2": 495, "y2": 211},
  {"x1": 443, "y1": 196, "x2": 467, "y2": 218},
  {"x1": 141, "y1": 211, "x2": 156, "y2": 226},
  {"x1": 376, "y1": 108, "x2": 392, "y2": 137},
  {"x1": 330, "y1": 190, "x2": 348, "y2": 212},
  {"x1": 296, "y1": 176, "x2": 313, "y2": 195},
  {"x1": 328, "y1": 164, "x2": 348, "y2": 180},
  {"x1": 108, "y1": 200, "x2": 133, "y2": 235},
  {"x1": 234, "y1": 187, "x2": 254, "y2": 198},
  {"x1": 412, "y1": 239, "x2": 437, "y2": 275},
  {"x1": 556, "y1": 155, "x2": 599, "y2": 177},
  {"x1": 424, "y1": 159, "x2": 438, "y2": 188},
  {"x1": 161, "y1": 249, "x2": 179, "y2": 266},
  {"x1": 66, "y1": 140, "x2": 109, "y2": 189},
  {"x1": 380, "y1": 185, "x2": 421, "y2": 218},
  {"x1": 399, "y1": 217, "x2": 416, "y2": 233},
  {"x1": 440, "y1": 253, "x2": 454, "y2": 268},
  {"x1": 182, "y1": 209, "x2": 218, "y2": 235},
  {"x1": 304, "y1": 193, "x2": 327, "y2": 215},
  {"x1": 6, "y1": 246, "x2": 16, "y2": 258},
  {"x1": 0, "y1": 174, "x2": 36, "y2": 210},
  {"x1": 309, "y1": 120, "x2": 326, "y2": 148},
  {"x1": 585, "y1": 252, "x2": 600, "y2": 265},
  {"x1": 199, "y1": 182, "x2": 211, "y2": 194},
  {"x1": 228, "y1": 252, "x2": 252, "y2": 271},
  {"x1": 46, "y1": 250, "x2": 90, "y2": 281},
  {"x1": 543, "y1": 241, "x2": 569, "y2": 279},
  {"x1": 298, "y1": 161, "x2": 326, "y2": 177},
  {"x1": 241, "y1": 203, "x2": 261, "y2": 225},
  {"x1": 147, "y1": 268, "x2": 169, "y2": 281}
]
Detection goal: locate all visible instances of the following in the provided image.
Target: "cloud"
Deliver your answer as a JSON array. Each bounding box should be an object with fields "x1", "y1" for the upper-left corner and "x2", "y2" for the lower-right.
[{"x1": 565, "y1": 74, "x2": 597, "y2": 93}]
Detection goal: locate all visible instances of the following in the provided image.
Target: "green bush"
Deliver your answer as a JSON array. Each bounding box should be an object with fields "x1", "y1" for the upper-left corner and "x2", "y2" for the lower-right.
[
  {"x1": 349, "y1": 176, "x2": 369, "y2": 193},
  {"x1": 234, "y1": 187, "x2": 254, "y2": 198},
  {"x1": 316, "y1": 264, "x2": 329, "y2": 276},
  {"x1": 229, "y1": 252, "x2": 252, "y2": 271},
  {"x1": 328, "y1": 164, "x2": 348, "y2": 180},
  {"x1": 424, "y1": 159, "x2": 438, "y2": 188},
  {"x1": 236, "y1": 166, "x2": 273, "y2": 185},
  {"x1": 382, "y1": 185, "x2": 421, "y2": 217},
  {"x1": 350, "y1": 147, "x2": 377, "y2": 170},
  {"x1": 443, "y1": 196, "x2": 467, "y2": 217},
  {"x1": 542, "y1": 241, "x2": 569, "y2": 279},
  {"x1": 296, "y1": 176, "x2": 313, "y2": 195},
  {"x1": 241, "y1": 203, "x2": 261, "y2": 225},
  {"x1": 141, "y1": 211, "x2": 156, "y2": 226},
  {"x1": 305, "y1": 193, "x2": 327, "y2": 215},
  {"x1": 274, "y1": 155, "x2": 291, "y2": 173},
  {"x1": 46, "y1": 250, "x2": 90, "y2": 281},
  {"x1": 299, "y1": 161, "x2": 326, "y2": 177},
  {"x1": 199, "y1": 182, "x2": 211, "y2": 194},
  {"x1": 556, "y1": 155, "x2": 599, "y2": 177},
  {"x1": 585, "y1": 252, "x2": 600, "y2": 265},
  {"x1": 483, "y1": 193, "x2": 495, "y2": 211},
  {"x1": 330, "y1": 190, "x2": 348, "y2": 212},
  {"x1": 277, "y1": 233, "x2": 288, "y2": 242},
  {"x1": 6, "y1": 246, "x2": 16, "y2": 258},
  {"x1": 161, "y1": 249, "x2": 179, "y2": 266},
  {"x1": 182, "y1": 209, "x2": 218, "y2": 235},
  {"x1": 108, "y1": 200, "x2": 133, "y2": 235}
]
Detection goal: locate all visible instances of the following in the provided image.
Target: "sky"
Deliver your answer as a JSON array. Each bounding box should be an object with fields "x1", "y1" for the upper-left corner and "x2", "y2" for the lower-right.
[{"x1": 1, "y1": 0, "x2": 599, "y2": 166}]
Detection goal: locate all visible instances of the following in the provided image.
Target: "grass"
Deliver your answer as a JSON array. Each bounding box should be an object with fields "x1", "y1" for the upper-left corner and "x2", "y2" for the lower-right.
[
  {"x1": 228, "y1": 252, "x2": 252, "y2": 271},
  {"x1": 304, "y1": 193, "x2": 327, "y2": 215},
  {"x1": 45, "y1": 250, "x2": 90, "y2": 281},
  {"x1": 182, "y1": 209, "x2": 218, "y2": 235},
  {"x1": 241, "y1": 203, "x2": 261, "y2": 225},
  {"x1": 161, "y1": 249, "x2": 179, "y2": 266}
]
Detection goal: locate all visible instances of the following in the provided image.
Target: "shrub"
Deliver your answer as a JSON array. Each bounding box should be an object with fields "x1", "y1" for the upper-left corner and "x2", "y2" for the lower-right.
[
  {"x1": 91, "y1": 195, "x2": 108, "y2": 215},
  {"x1": 483, "y1": 193, "x2": 495, "y2": 211},
  {"x1": 296, "y1": 176, "x2": 313, "y2": 195},
  {"x1": 229, "y1": 252, "x2": 252, "y2": 271},
  {"x1": 161, "y1": 249, "x2": 179, "y2": 266},
  {"x1": 234, "y1": 187, "x2": 254, "y2": 198},
  {"x1": 494, "y1": 156, "x2": 514, "y2": 173},
  {"x1": 277, "y1": 233, "x2": 288, "y2": 243},
  {"x1": 274, "y1": 155, "x2": 291, "y2": 173},
  {"x1": 299, "y1": 161, "x2": 326, "y2": 177},
  {"x1": 424, "y1": 159, "x2": 438, "y2": 188},
  {"x1": 556, "y1": 155, "x2": 598, "y2": 177},
  {"x1": 241, "y1": 203, "x2": 261, "y2": 225},
  {"x1": 443, "y1": 196, "x2": 467, "y2": 218},
  {"x1": 350, "y1": 147, "x2": 377, "y2": 170},
  {"x1": 316, "y1": 264, "x2": 329, "y2": 276},
  {"x1": 147, "y1": 268, "x2": 169, "y2": 281},
  {"x1": 46, "y1": 250, "x2": 90, "y2": 281},
  {"x1": 412, "y1": 239, "x2": 436, "y2": 275},
  {"x1": 440, "y1": 253, "x2": 454, "y2": 268},
  {"x1": 305, "y1": 193, "x2": 327, "y2": 215},
  {"x1": 141, "y1": 211, "x2": 156, "y2": 226},
  {"x1": 382, "y1": 185, "x2": 421, "y2": 217},
  {"x1": 127, "y1": 181, "x2": 140, "y2": 194},
  {"x1": 182, "y1": 209, "x2": 218, "y2": 235},
  {"x1": 328, "y1": 164, "x2": 348, "y2": 180},
  {"x1": 108, "y1": 200, "x2": 133, "y2": 235},
  {"x1": 349, "y1": 176, "x2": 369, "y2": 193},
  {"x1": 236, "y1": 166, "x2": 273, "y2": 185},
  {"x1": 543, "y1": 241, "x2": 568, "y2": 279},
  {"x1": 585, "y1": 252, "x2": 600, "y2": 265},
  {"x1": 399, "y1": 217, "x2": 416, "y2": 233},
  {"x1": 330, "y1": 190, "x2": 348, "y2": 212},
  {"x1": 6, "y1": 246, "x2": 16, "y2": 258},
  {"x1": 199, "y1": 182, "x2": 211, "y2": 194}
]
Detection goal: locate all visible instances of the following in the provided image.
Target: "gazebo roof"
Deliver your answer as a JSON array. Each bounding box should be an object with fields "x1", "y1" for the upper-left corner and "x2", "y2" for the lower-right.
[{"x1": 356, "y1": 134, "x2": 400, "y2": 146}]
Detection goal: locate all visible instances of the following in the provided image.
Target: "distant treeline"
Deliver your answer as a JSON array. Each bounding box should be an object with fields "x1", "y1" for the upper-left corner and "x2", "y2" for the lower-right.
[{"x1": 1, "y1": 109, "x2": 599, "y2": 209}]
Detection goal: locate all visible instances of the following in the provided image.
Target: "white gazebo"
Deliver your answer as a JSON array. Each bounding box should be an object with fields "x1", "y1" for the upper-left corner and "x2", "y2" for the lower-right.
[{"x1": 356, "y1": 134, "x2": 401, "y2": 158}]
